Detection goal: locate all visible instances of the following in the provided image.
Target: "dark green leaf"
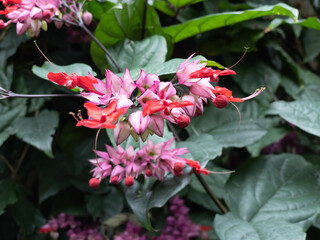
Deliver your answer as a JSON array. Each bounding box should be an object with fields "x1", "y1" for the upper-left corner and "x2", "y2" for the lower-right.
[
  {"x1": 189, "y1": 106, "x2": 270, "y2": 148},
  {"x1": 302, "y1": 28, "x2": 320, "y2": 62},
  {"x1": 214, "y1": 213, "x2": 306, "y2": 240},
  {"x1": 85, "y1": 0, "x2": 115, "y2": 20},
  {"x1": 267, "y1": 101, "x2": 320, "y2": 137},
  {"x1": 163, "y1": 3, "x2": 298, "y2": 43},
  {"x1": 177, "y1": 134, "x2": 222, "y2": 167},
  {"x1": 14, "y1": 110, "x2": 59, "y2": 157},
  {"x1": 225, "y1": 154, "x2": 320, "y2": 229},
  {"x1": 108, "y1": 35, "x2": 167, "y2": 72},
  {"x1": 90, "y1": 0, "x2": 162, "y2": 72},
  {"x1": 0, "y1": 179, "x2": 19, "y2": 215},
  {"x1": 125, "y1": 173, "x2": 190, "y2": 230},
  {"x1": 246, "y1": 127, "x2": 290, "y2": 157},
  {"x1": 86, "y1": 187, "x2": 124, "y2": 221}
]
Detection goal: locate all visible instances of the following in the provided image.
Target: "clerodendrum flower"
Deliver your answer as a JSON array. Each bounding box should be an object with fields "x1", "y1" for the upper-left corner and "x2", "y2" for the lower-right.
[{"x1": 75, "y1": 101, "x2": 126, "y2": 129}]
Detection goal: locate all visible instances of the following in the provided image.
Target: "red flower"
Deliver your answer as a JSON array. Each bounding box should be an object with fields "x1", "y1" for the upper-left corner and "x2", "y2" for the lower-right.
[
  {"x1": 211, "y1": 86, "x2": 243, "y2": 108},
  {"x1": 184, "y1": 159, "x2": 210, "y2": 176},
  {"x1": 76, "y1": 101, "x2": 126, "y2": 129},
  {"x1": 189, "y1": 67, "x2": 236, "y2": 82},
  {"x1": 142, "y1": 99, "x2": 194, "y2": 117},
  {"x1": 47, "y1": 72, "x2": 97, "y2": 90}
]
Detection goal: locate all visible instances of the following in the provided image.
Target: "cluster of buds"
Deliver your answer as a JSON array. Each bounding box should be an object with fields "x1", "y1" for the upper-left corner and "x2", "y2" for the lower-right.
[
  {"x1": 45, "y1": 55, "x2": 264, "y2": 187},
  {"x1": 38, "y1": 212, "x2": 104, "y2": 240},
  {"x1": 0, "y1": 0, "x2": 92, "y2": 36}
]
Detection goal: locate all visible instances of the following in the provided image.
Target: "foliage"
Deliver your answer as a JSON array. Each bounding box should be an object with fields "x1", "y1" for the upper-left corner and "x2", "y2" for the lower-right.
[{"x1": 1, "y1": 0, "x2": 320, "y2": 239}]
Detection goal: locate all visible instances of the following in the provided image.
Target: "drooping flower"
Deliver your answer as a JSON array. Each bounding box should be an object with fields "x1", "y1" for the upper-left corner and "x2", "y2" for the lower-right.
[{"x1": 189, "y1": 67, "x2": 236, "y2": 82}]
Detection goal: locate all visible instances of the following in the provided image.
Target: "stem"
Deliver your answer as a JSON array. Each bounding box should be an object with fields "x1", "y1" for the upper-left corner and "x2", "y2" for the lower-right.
[
  {"x1": 79, "y1": 23, "x2": 121, "y2": 73},
  {"x1": 141, "y1": 0, "x2": 148, "y2": 39},
  {"x1": 0, "y1": 154, "x2": 15, "y2": 174},
  {"x1": 1, "y1": 92, "x2": 82, "y2": 99},
  {"x1": 12, "y1": 145, "x2": 29, "y2": 178},
  {"x1": 167, "y1": 121, "x2": 228, "y2": 214},
  {"x1": 195, "y1": 174, "x2": 228, "y2": 214}
]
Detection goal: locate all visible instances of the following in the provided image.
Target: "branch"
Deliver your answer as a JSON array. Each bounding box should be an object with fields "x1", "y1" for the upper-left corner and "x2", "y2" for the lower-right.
[{"x1": 167, "y1": 121, "x2": 228, "y2": 214}]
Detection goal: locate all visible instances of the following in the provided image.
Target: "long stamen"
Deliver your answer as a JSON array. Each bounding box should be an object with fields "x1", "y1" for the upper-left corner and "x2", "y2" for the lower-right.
[
  {"x1": 228, "y1": 47, "x2": 248, "y2": 69},
  {"x1": 230, "y1": 102, "x2": 241, "y2": 132},
  {"x1": 94, "y1": 128, "x2": 102, "y2": 169},
  {"x1": 208, "y1": 170, "x2": 235, "y2": 174},
  {"x1": 34, "y1": 41, "x2": 67, "y2": 77},
  {"x1": 241, "y1": 87, "x2": 265, "y2": 101}
]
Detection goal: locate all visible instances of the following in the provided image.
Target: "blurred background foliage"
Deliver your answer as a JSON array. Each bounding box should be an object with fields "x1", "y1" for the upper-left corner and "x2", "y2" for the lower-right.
[{"x1": 1, "y1": 0, "x2": 320, "y2": 239}]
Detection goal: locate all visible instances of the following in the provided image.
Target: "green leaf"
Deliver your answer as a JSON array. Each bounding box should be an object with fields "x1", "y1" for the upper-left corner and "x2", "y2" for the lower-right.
[
  {"x1": 177, "y1": 134, "x2": 222, "y2": 167},
  {"x1": 90, "y1": 0, "x2": 162, "y2": 72},
  {"x1": 267, "y1": 101, "x2": 320, "y2": 137},
  {"x1": 85, "y1": 0, "x2": 115, "y2": 20},
  {"x1": 125, "y1": 173, "x2": 190, "y2": 230},
  {"x1": 190, "y1": 166, "x2": 231, "y2": 198},
  {"x1": 0, "y1": 27, "x2": 27, "y2": 68},
  {"x1": 152, "y1": 0, "x2": 175, "y2": 16},
  {"x1": 187, "y1": 188, "x2": 220, "y2": 212},
  {"x1": 14, "y1": 110, "x2": 59, "y2": 157},
  {"x1": 108, "y1": 35, "x2": 167, "y2": 72},
  {"x1": 168, "y1": 0, "x2": 203, "y2": 8},
  {"x1": 200, "y1": 60, "x2": 225, "y2": 69},
  {"x1": 163, "y1": 3, "x2": 298, "y2": 43},
  {"x1": 214, "y1": 213, "x2": 306, "y2": 240},
  {"x1": 32, "y1": 62, "x2": 97, "y2": 80},
  {"x1": 0, "y1": 179, "x2": 19, "y2": 215},
  {"x1": 0, "y1": 65, "x2": 13, "y2": 89},
  {"x1": 189, "y1": 106, "x2": 269, "y2": 148},
  {"x1": 127, "y1": 55, "x2": 206, "y2": 79},
  {"x1": 225, "y1": 154, "x2": 320, "y2": 229},
  {"x1": 246, "y1": 127, "x2": 290, "y2": 157},
  {"x1": 302, "y1": 28, "x2": 320, "y2": 62},
  {"x1": 0, "y1": 99, "x2": 27, "y2": 146},
  {"x1": 86, "y1": 187, "x2": 124, "y2": 221},
  {"x1": 297, "y1": 17, "x2": 320, "y2": 31}
]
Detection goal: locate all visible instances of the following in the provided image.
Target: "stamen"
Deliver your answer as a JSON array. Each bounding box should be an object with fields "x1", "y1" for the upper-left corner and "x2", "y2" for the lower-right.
[
  {"x1": 230, "y1": 102, "x2": 241, "y2": 132},
  {"x1": 228, "y1": 47, "x2": 248, "y2": 69},
  {"x1": 94, "y1": 128, "x2": 102, "y2": 169},
  {"x1": 34, "y1": 40, "x2": 67, "y2": 77},
  {"x1": 69, "y1": 112, "x2": 79, "y2": 122}
]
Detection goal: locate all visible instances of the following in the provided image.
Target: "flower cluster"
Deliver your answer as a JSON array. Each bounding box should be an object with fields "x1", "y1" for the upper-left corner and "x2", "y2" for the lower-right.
[
  {"x1": 45, "y1": 55, "x2": 264, "y2": 187},
  {"x1": 38, "y1": 212, "x2": 104, "y2": 240},
  {"x1": 114, "y1": 196, "x2": 210, "y2": 240},
  {"x1": 0, "y1": 0, "x2": 92, "y2": 36},
  {"x1": 89, "y1": 138, "x2": 209, "y2": 187}
]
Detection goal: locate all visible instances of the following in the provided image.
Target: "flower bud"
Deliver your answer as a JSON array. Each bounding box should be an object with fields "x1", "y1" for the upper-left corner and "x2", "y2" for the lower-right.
[
  {"x1": 110, "y1": 176, "x2": 119, "y2": 184},
  {"x1": 174, "y1": 162, "x2": 184, "y2": 173},
  {"x1": 82, "y1": 12, "x2": 93, "y2": 26},
  {"x1": 89, "y1": 178, "x2": 101, "y2": 189},
  {"x1": 212, "y1": 95, "x2": 229, "y2": 108},
  {"x1": 124, "y1": 176, "x2": 134, "y2": 187},
  {"x1": 175, "y1": 114, "x2": 190, "y2": 128},
  {"x1": 145, "y1": 169, "x2": 153, "y2": 177}
]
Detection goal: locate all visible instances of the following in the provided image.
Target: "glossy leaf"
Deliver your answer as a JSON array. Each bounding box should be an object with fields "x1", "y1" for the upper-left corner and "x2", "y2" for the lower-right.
[
  {"x1": 214, "y1": 213, "x2": 306, "y2": 240},
  {"x1": 189, "y1": 106, "x2": 270, "y2": 148},
  {"x1": 225, "y1": 154, "x2": 320, "y2": 229},
  {"x1": 108, "y1": 35, "x2": 167, "y2": 72},
  {"x1": 14, "y1": 110, "x2": 59, "y2": 157},
  {"x1": 268, "y1": 101, "x2": 320, "y2": 137},
  {"x1": 163, "y1": 3, "x2": 298, "y2": 42}
]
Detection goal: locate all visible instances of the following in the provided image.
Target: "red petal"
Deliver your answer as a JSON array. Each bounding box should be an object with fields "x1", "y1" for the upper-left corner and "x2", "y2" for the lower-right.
[
  {"x1": 77, "y1": 75, "x2": 98, "y2": 90},
  {"x1": 142, "y1": 100, "x2": 165, "y2": 117},
  {"x1": 83, "y1": 102, "x2": 102, "y2": 121},
  {"x1": 47, "y1": 72, "x2": 70, "y2": 86}
]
